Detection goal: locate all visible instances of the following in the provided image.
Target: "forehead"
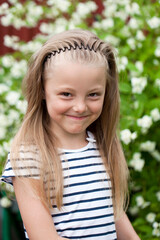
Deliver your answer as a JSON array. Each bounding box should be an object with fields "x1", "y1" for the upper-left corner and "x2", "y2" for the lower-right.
[
  {"x1": 44, "y1": 60, "x2": 106, "y2": 92},
  {"x1": 43, "y1": 49, "x2": 108, "y2": 89}
]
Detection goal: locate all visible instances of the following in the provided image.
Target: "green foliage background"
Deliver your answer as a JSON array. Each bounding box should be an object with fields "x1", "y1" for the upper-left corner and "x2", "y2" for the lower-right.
[{"x1": 0, "y1": 0, "x2": 160, "y2": 239}]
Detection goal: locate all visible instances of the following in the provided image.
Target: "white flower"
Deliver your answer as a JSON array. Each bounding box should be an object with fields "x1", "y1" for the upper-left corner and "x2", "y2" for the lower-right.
[
  {"x1": 155, "y1": 78, "x2": 160, "y2": 89},
  {"x1": 86, "y1": 1, "x2": 97, "y2": 12},
  {"x1": 76, "y1": 2, "x2": 94, "y2": 18},
  {"x1": 20, "y1": 41, "x2": 42, "y2": 53},
  {"x1": 40, "y1": 22, "x2": 52, "y2": 34},
  {"x1": 27, "y1": 3, "x2": 43, "y2": 17},
  {"x1": 151, "y1": 150, "x2": 160, "y2": 162},
  {"x1": 136, "y1": 30, "x2": 145, "y2": 41},
  {"x1": 133, "y1": 101, "x2": 139, "y2": 109},
  {"x1": 68, "y1": 21, "x2": 76, "y2": 30},
  {"x1": 3, "y1": 140, "x2": 11, "y2": 153},
  {"x1": 105, "y1": 35, "x2": 120, "y2": 46},
  {"x1": 121, "y1": 56, "x2": 128, "y2": 65},
  {"x1": 131, "y1": 77, "x2": 147, "y2": 94},
  {"x1": 0, "y1": 114, "x2": 9, "y2": 127},
  {"x1": 153, "y1": 222, "x2": 159, "y2": 229},
  {"x1": 101, "y1": 18, "x2": 114, "y2": 29},
  {"x1": 10, "y1": 60, "x2": 27, "y2": 78},
  {"x1": 131, "y1": 132, "x2": 137, "y2": 140},
  {"x1": 71, "y1": 12, "x2": 83, "y2": 25},
  {"x1": 117, "y1": 56, "x2": 128, "y2": 71},
  {"x1": 137, "y1": 115, "x2": 152, "y2": 129},
  {"x1": 156, "y1": 191, "x2": 160, "y2": 201},
  {"x1": 150, "y1": 108, "x2": 160, "y2": 121},
  {"x1": 135, "y1": 195, "x2": 150, "y2": 208},
  {"x1": 47, "y1": 6, "x2": 59, "y2": 18},
  {"x1": 0, "y1": 145, "x2": 6, "y2": 157},
  {"x1": 16, "y1": 100, "x2": 27, "y2": 114},
  {"x1": 0, "y1": 2, "x2": 9, "y2": 14},
  {"x1": 140, "y1": 141, "x2": 156, "y2": 152},
  {"x1": 0, "y1": 84, "x2": 9, "y2": 94},
  {"x1": 58, "y1": 0, "x2": 71, "y2": 12},
  {"x1": 47, "y1": 0, "x2": 53, "y2": 5},
  {"x1": 120, "y1": 26, "x2": 131, "y2": 38},
  {"x1": 5, "y1": 184, "x2": 14, "y2": 193},
  {"x1": 13, "y1": 18, "x2": 24, "y2": 29},
  {"x1": 135, "y1": 61, "x2": 143, "y2": 72},
  {"x1": 153, "y1": 59, "x2": 159, "y2": 65},
  {"x1": 157, "y1": 37, "x2": 160, "y2": 44},
  {"x1": 0, "y1": 197, "x2": 12, "y2": 208},
  {"x1": 8, "y1": 0, "x2": 18, "y2": 4},
  {"x1": 1, "y1": 14, "x2": 13, "y2": 26},
  {"x1": 53, "y1": 18, "x2": 68, "y2": 33},
  {"x1": 128, "y1": 18, "x2": 139, "y2": 29},
  {"x1": 136, "y1": 196, "x2": 145, "y2": 207},
  {"x1": 4, "y1": 35, "x2": 19, "y2": 49},
  {"x1": 127, "y1": 38, "x2": 136, "y2": 50},
  {"x1": 125, "y1": 2, "x2": 140, "y2": 15},
  {"x1": 0, "y1": 111, "x2": 8, "y2": 125},
  {"x1": 0, "y1": 67, "x2": 4, "y2": 75},
  {"x1": 146, "y1": 213, "x2": 156, "y2": 223},
  {"x1": 54, "y1": 0, "x2": 71, "y2": 12},
  {"x1": 120, "y1": 129, "x2": 137, "y2": 145},
  {"x1": 8, "y1": 109, "x2": 20, "y2": 125},
  {"x1": 0, "y1": 103, "x2": 5, "y2": 112},
  {"x1": 115, "y1": 11, "x2": 128, "y2": 21},
  {"x1": 152, "y1": 228, "x2": 160, "y2": 237},
  {"x1": 92, "y1": 21, "x2": 101, "y2": 29},
  {"x1": 132, "y1": 2, "x2": 140, "y2": 13},
  {"x1": 0, "y1": 127, "x2": 6, "y2": 140},
  {"x1": 6, "y1": 91, "x2": 20, "y2": 105},
  {"x1": 155, "y1": 47, "x2": 160, "y2": 57},
  {"x1": 129, "y1": 206, "x2": 139, "y2": 216},
  {"x1": 152, "y1": 222, "x2": 160, "y2": 237},
  {"x1": 129, "y1": 152, "x2": 145, "y2": 171},
  {"x1": 1, "y1": 55, "x2": 14, "y2": 68},
  {"x1": 147, "y1": 16, "x2": 160, "y2": 29},
  {"x1": 103, "y1": 3, "x2": 117, "y2": 17}
]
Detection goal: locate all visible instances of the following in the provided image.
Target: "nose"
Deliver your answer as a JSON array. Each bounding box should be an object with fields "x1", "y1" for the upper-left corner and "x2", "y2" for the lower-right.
[{"x1": 73, "y1": 99, "x2": 87, "y2": 113}]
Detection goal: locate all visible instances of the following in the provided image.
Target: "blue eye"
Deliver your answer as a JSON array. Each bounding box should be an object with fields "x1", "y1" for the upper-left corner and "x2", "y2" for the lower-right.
[
  {"x1": 61, "y1": 92, "x2": 71, "y2": 97},
  {"x1": 89, "y1": 93, "x2": 98, "y2": 97}
]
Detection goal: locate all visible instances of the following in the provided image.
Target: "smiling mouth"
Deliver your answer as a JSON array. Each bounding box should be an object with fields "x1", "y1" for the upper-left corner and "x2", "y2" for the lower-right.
[{"x1": 66, "y1": 115, "x2": 88, "y2": 120}]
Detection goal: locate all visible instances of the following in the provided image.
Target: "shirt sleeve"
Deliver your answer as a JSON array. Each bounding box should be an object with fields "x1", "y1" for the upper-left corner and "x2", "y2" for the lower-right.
[{"x1": 1, "y1": 149, "x2": 41, "y2": 186}]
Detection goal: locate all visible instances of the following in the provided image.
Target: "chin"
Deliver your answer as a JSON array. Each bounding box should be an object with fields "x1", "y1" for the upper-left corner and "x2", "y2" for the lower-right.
[{"x1": 67, "y1": 128, "x2": 85, "y2": 135}]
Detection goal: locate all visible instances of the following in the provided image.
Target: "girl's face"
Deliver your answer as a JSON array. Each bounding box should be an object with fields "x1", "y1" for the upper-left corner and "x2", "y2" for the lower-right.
[{"x1": 44, "y1": 61, "x2": 106, "y2": 145}]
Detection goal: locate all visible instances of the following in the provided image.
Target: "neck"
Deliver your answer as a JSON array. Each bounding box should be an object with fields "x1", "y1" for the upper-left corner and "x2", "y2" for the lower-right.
[{"x1": 55, "y1": 132, "x2": 88, "y2": 150}]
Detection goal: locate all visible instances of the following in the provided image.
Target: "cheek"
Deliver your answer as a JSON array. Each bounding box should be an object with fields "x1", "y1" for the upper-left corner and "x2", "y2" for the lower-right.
[
  {"x1": 89, "y1": 101, "x2": 104, "y2": 115},
  {"x1": 46, "y1": 98, "x2": 70, "y2": 115}
]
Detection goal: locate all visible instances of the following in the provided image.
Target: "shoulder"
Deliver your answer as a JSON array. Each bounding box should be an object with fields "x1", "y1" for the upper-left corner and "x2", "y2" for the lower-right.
[{"x1": 1, "y1": 144, "x2": 41, "y2": 184}]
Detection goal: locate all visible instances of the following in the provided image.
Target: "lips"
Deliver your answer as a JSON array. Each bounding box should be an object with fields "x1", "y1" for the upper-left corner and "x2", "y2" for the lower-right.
[{"x1": 66, "y1": 115, "x2": 88, "y2": 120}]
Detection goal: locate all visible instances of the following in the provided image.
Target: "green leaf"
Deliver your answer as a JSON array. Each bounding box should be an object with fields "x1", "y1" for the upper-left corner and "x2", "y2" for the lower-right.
[
  {"x1": 127, "y1": 62, "x2": 139, "y2": 71},
  {"x1": 119, "y1": 82, "x2": 131, "y2": 93},
  {"x1": 145, "y1": 98, "x2": 160, "y2": 110}
]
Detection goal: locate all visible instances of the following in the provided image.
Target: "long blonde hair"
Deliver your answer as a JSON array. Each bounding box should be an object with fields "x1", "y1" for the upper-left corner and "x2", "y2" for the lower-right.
[{"x1": 11, "y1": 29, "x2": 129, "y2": 219}]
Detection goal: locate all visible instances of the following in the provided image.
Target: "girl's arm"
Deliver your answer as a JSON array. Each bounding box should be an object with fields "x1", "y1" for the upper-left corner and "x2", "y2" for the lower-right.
[
  {"x1": 13, "y1": 177, "x2": 69, "y2": 240},
  {"x1": 115, "y1": 212, "x2": 141, "y2": 240}
]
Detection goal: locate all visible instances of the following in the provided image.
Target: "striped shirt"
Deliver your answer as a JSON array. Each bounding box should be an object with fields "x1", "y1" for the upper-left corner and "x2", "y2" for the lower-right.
[{"x1": 1, "y1": 132, "x2": 117, "y2": 240}]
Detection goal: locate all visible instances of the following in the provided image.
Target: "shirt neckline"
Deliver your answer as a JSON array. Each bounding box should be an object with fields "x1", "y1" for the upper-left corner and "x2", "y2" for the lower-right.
[{"x1": 58, "y1": 131, "x2": 96, "y2": 153}]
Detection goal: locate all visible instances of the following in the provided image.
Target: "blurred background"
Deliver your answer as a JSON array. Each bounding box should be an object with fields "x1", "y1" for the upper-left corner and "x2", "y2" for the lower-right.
[{"x1": 0, "y1": 0, "x2": 160, "y2": 239}]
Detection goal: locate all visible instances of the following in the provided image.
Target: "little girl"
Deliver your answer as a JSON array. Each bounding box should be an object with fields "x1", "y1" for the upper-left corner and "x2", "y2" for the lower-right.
[{"x1": 1, "y1": 29, "x2": 140, "y2": 240}]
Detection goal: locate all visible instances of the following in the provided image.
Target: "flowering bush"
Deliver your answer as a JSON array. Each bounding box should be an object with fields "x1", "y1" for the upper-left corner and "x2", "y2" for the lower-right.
[{"x1": 0, "y1": 0, "x2": 160, "y2": 239}]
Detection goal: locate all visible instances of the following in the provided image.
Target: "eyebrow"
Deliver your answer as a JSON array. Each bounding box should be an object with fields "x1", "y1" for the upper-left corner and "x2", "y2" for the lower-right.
[
  {"x1": 88, "y1": 86, "x2": 104, "y2": 91},
  {"x1": 56, "y1": 86, "x2": 104, "y2": 93}
]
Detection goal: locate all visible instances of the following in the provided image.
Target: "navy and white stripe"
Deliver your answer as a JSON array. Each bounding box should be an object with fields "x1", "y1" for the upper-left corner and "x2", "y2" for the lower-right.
[{"x1": 1, "y1": 132, "x2": 117, "y2": 240}]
